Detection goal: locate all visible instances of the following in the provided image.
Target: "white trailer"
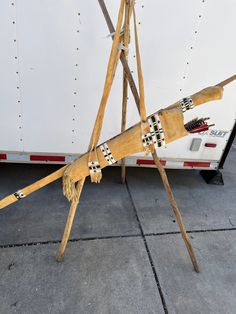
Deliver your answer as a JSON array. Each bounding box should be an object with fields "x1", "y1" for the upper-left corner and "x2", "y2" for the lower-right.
[{"x1": 0, "y1": 0, "x2": 235, "y2": 176}]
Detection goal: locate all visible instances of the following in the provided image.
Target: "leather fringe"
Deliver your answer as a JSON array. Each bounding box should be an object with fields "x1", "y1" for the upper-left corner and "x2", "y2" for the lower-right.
[
  {"x1": 90, "y1": 171, "x2": 102, "y2": 183},
  {"x1": 62, "y1": 171, "x2": 79, "y2": 203}
]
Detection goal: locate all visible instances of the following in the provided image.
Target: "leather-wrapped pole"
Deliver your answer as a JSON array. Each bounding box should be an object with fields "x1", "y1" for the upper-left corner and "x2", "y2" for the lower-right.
[{"x1": 0, "y1": 82, "x2": 227, "y2": 208}]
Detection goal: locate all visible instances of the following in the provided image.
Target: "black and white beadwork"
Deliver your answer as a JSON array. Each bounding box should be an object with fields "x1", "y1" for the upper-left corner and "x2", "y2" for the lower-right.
[
  {"x1": 88, "y1": 161, "x2": 101, "y2": 174},
  {"x1": 142, "y1": 132, "x2": 153, "y2": 147},
  {"x1": 100, "y1": 143, "x2": 116, "y2": 165},
  {"x1": 180, "y1": 97, "x2": 194, "y2": 112},
  {"x1": 14, "y1": 190, "x2": 26, "y2": 200},
  {"x1": 148, "y1": 114, "x2": 165, "y2": 148}
]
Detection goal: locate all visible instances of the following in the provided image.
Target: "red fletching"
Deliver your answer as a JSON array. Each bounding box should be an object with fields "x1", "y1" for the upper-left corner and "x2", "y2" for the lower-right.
[{"x1": 185, "y1": 117, "x2": 215, "y2": 134}]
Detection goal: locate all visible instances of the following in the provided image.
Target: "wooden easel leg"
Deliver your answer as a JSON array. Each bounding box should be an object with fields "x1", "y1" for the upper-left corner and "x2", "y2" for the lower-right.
[
  {"x1": 151, "y1": 151, "x2": 200, "y2": 273},
  {"x1": 121, "y1": 72, "x2": 128, "y2": 184},
  {"x1": 120, "y1": 1, "x2": 130, "y2": 184},
  {"x1": 56, "y1": 178, "x2": 85, "y2": 262},
  {"x1": 121, "y1": 159, "x2": 126, "y2": 184}
]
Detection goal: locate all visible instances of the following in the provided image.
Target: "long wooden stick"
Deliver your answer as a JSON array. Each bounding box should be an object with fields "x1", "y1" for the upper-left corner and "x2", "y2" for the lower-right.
[
  {"x1": 151, "y1": 151, "x2": 199, "y2": 272},
  {"x1": 126, "y1": 3, "x2": 198, "y2": 271},
  {"x1": 121, "y1": 74, "x2": 128, "y2": 183},
  {"x1": 98, "y1": 0, "x2": 140, "y2": 112},
  {"x1": 121, "y1": 1, "x2": 131, "y2": 183},
  {"x1": 133, "y1": 6, "x2": 147, "y2": 122},
  {"x1": 56, "y1": 178, "x2": 85, "y2": 262},
  {"x1": 89, "y1": 0, "x2": 125, "y2": 148},
  {"x1": 217, "y1": 74, "x2": 236, "y2": 87}
]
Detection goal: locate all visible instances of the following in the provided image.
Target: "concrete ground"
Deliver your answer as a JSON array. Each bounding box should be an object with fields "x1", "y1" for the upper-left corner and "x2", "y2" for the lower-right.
[{"x1": 0, "y1": 143, "x2": 235, "y2": 314}]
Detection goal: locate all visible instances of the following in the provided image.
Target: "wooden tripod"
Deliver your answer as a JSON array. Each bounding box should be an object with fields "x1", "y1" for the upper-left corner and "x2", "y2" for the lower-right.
[
  {"x1": 57, "y1": 0, "x2": 200, "y2": 272},
  {"x1": 0, "y1": 1, "x2": 234, "y2": 271}
]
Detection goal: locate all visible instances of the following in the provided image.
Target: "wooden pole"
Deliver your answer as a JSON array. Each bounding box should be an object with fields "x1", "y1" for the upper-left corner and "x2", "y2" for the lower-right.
[
  {"x1": 121, "y1": 1, "x2": 131, "y2": 183},
  {"x1": 151, "y1": 151, "x2": 200, "y2": 272},
  {"x1": 98, "y1": 0, "x2": 140, "y2": 112},
  {"x1": 88, "y1": 0, "x2": 125, "y2": 149},
  {"x1": 217, "y1": 74, "x2": 236, "y2": 87},
  {"x1": 57, "y1": 178, "x2": 85, "y2": 262},
  {"x1": 121, "y1": 74, "x2": 128, "y2": 183}
]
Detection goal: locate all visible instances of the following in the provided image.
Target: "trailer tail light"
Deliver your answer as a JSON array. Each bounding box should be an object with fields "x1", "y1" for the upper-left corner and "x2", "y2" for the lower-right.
[
  {"x1": 183, "y1": 161, "x2": 211, "y2": 168},
  {"x1": 205, "y1": 143, "x2": 217, "y2": 148},
  {"x1": 136, "y1": 159, "x2": 166, "y2": 166},
  {"x1": 0, "y1": 154, "x2": 7, "y2": 160},
  {"x1": 30, "y1": 155, "x2": 65, "y2": 162}
]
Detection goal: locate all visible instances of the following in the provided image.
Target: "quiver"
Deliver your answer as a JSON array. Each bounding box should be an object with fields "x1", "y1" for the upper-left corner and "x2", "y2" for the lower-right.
[{"x1": 159, "y1": 106, "x2": 189, "y2": 144}]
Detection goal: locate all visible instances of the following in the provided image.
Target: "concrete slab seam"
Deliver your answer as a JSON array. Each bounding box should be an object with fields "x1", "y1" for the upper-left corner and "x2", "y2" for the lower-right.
[
  {"x1": 125, "y1": 179, "x2": 169, "y2": 314},
  {"x1": 1, "y1": 228, "x2": 235, "y2": 250},
  {"x1": 145, "y1": 227, "x2": 236, "y2": 237},
  {"x1": 0, "y1": 234, "x2": 141, "y2": 249}
]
